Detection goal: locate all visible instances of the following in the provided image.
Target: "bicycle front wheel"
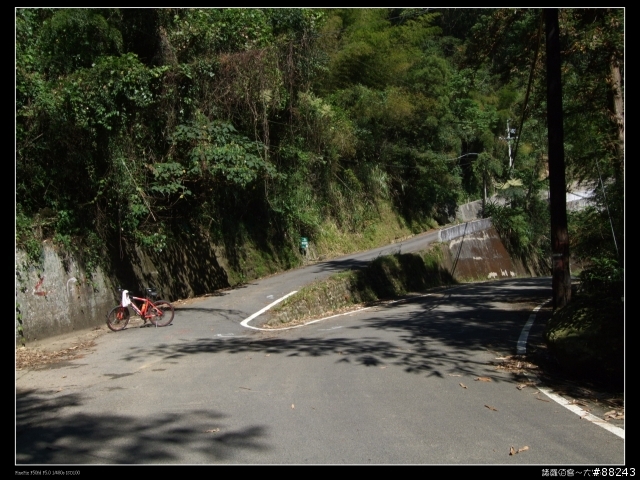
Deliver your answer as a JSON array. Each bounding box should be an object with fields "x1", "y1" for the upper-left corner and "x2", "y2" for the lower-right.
[
  {"x1": 149, "y1": 300, "x2": 174, "y2": 327},
  {"x1": 107, "y1": 306, "x2": 130, "y2": 331}
]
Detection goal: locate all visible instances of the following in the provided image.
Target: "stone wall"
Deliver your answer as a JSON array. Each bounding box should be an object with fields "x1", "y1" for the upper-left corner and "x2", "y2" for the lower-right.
[
  {"x1": 15, "y1": 232, "x2": 234, "y2": 345},
  {"x1": 15, "y1": 217, "x2": 532, "y2": 344},
  {"x1": 15, "y1": 242, "x2": 115, "y2": 345}
]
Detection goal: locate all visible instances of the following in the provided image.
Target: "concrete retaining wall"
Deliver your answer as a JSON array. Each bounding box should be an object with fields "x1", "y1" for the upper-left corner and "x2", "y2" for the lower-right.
[
  {"x1": 445, "y1": 223, "x2": 528, "y2": 281},
  {"x1": 455, "y1": 200, "x2": 483, "y2": 223},
  {"x1": 15, "y1": 216, "x2": 527, "y2": 343},
  {"x1": 268, "y1": 219, "x2": 532, "y2": 326},
  {"x1": 15, "y1": 232, "x2": 234, "y2": 345},
  {"x1": 438, "y1": 218, "x2": 493, "y2": 243},
  {"x1": 15, "y1": 243, "x2": 115, "y2": 344}
]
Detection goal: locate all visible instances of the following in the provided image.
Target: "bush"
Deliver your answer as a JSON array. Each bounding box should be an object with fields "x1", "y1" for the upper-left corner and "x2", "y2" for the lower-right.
[{"x1": 578, "y1": 257, "x2": 623, "y2": 299}]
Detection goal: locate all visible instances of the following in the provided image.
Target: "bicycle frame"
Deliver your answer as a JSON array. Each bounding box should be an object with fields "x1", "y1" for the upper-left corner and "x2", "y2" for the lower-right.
[
  {"x1": 108, "y1": 287, "x2": 174, "y2": 331},
  {"x1": 129, "y1": 295, "x2": 155, "y2": 319},
  {"x1": 122, "y1": 291, "x2": 157, "y2": 320}
]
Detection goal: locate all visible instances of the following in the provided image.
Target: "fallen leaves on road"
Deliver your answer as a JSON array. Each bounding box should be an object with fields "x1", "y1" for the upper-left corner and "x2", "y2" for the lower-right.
[
  {"x1": 485, "y1": 404, "x2": 498, "y2": 411},
  {"x1": 604, "y1": 410, "x2": 624, "y2": 420},
  {"x1": 475, "y1": 377, "x2": 492, "y2": 382},
  {"x1": 205, "y1": 428, "x2": 220, "y2": 433},
  {"x1": 447, "y1": 374, "x2": 462, "y2": 377},
  {"x1": 510, "y1": 445, "x2": 529, "y2": 455},
  {"x1": 459, "y1": 383, "x2": 467, "y2": 389},
  {"x1": 517, "y1": 381, "x2": 537, "y2": 390},
  {"x1": 492, "y1": 355, "x2": 537, "y2": 373},
  {"x1": 535, "y1": 395, "x2": 550, "y2": 402},
  {"x1": 291, "y1": 404, "x2": 295, "y2": 409},
  {"x1": 16, "y1": 340, "x2": 96, "y2": 370}
]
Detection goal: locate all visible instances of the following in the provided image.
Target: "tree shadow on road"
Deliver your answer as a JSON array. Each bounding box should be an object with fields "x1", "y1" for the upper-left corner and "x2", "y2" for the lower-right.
[
  {"x1": 16, "y1": 388, "x2": 269, "y2": 464},
  {"x1": 107, "y1": 278, "x2": 552, "y2": 383}
]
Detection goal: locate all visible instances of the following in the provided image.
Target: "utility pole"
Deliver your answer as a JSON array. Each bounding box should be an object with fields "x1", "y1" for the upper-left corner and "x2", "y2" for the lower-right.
[
  {"x1": 545, "y1": 8, "x2": 571, "y2": 309},
  {"x1": 500, "y1": 120, "x2": 517, "y2": 172},
  {"x1": 506, "y1": 120, "x2": 516, "y2": 170},
  {"x1": 483, "y1": 169, "x2": 487, "y2": 217}
]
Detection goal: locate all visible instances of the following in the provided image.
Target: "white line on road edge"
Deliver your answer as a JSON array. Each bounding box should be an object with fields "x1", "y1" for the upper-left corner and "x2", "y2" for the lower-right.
[
  {"x1": 240, "y1": 291, "x2": 298, "y2": 330},
  {"x1": 520, "y1": 299, "x2": 624, "y2": 440},
  {"x1": 536, "y1": 385, "x2": 624, "y2": 439},
  {"x1": 517, "y1": 302, "x2": 548, "y2": 355}
]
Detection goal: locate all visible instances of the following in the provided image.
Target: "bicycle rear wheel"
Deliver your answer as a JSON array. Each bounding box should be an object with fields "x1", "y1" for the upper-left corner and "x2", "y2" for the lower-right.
[
  {"x1": 107, "y1": 306, "x2": 130, "y2": 331},
  {"x1": 149, "y1": 300, "x2": 174, "y2": 327}
]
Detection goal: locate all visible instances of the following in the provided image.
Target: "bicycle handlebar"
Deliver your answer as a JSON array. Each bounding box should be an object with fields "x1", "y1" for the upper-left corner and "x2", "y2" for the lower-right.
[{"x1": 117, "y1": 286, "x2": 157, "y2": 298}]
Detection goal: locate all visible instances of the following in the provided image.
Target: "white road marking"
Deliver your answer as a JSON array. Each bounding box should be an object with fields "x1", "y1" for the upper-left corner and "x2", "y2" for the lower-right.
[
  {"x1": 240, "y1": 291, "x2": 298, "y2": 330},
  {"x1": 242, "y1": 284, "x2": 623, "y2": 438},
  {"x1": 241, "y1": 291, "x2": 447, "y2": 332},
  {"x1": 519, "y1": 299, "x2": 624, "y2": 439},
  {"x1": 240, "y1": 291, "x2": 377, "y2": 331},
  {"x1": 516, "y1": 303, "x2": 547, "y2": 355},
  {"x1": 240, "y1": 291, "x2": 442, "y2": 331},
  {"x1": 536, "y1": 385, "x2": 625, "y2": 439}
]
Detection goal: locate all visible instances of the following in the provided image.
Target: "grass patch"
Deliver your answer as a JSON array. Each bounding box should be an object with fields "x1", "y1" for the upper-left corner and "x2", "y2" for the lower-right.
[
  {"x1": 268, "y1": 247, "x2": 456, "y2": 326},
  {"x1": 226, "y1": 239, "x2": 299, "y2": 286},
  {"x1": 224, "y1": 199, "x2": 439, "y2": 288},
  {"x1": 312, "y1": 202, "x2": 437, "y2": 259}
]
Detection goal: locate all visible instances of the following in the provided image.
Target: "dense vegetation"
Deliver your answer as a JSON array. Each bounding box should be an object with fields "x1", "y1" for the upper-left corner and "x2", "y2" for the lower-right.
[{"x1": 16, "y1": 8, "x2": 623, "y2": 302}]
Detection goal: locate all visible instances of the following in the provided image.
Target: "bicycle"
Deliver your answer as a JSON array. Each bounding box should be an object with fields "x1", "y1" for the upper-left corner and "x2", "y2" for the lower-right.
[{"x1": 106, "y1": 287, "x2": 174, "y2": 332}]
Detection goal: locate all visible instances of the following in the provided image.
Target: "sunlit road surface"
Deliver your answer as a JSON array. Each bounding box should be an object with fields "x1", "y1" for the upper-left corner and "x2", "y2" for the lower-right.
[{"x1": 17, "y1": 253, "x2": 624, "y2": 465}]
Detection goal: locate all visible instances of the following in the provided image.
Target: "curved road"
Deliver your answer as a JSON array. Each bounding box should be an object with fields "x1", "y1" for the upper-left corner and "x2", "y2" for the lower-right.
[{"x1": 16, "y1": 231, "x2": 624, "y2": 464}]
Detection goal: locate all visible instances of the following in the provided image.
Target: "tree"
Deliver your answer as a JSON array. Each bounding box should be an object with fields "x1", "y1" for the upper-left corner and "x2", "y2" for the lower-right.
[{"x1": 545, "y1": 9, "x2": 571, "y2": 309}]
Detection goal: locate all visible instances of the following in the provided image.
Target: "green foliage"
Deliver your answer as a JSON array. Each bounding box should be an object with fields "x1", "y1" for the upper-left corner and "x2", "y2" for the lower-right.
[
  {"x1": 484, "y1": 177, "x2": 550, "y2": 263},
  {"x1": 471, "y1": 152, "x2": 503, "y2": 196},
  {"x1": 578, "y1": 257, "x2": 623, "y2": 298},
  {"x1": 485, "y1": 202, "x2": 532, "y2": 255},
  {"x1": 167, "y1": 8, "x2": 273, "y2": 60},
  {"x1": 270, "y1": 247, "x2": 455, "y2": 326},
  {"x1": 16, "y1": 301, "x2": 26, "y2": 346},
  {"x1": 16, "y1": 206, "x2": 43, "y2": 267},
  {"x1": 568, "y1": 202, "x2": 621, "y2": 263},
  {"x1": 544, "y1": 292, "x2": 623, "y2": 389},
  {"x1": 169, "y1": 114, "x2": 277, "y2": 188},
  {"x1": 39, "y1": 9, "x2": 124, "y2": 77},
  {"x1": 15, "y1": 8, "x2": 623, "y2": 304}
]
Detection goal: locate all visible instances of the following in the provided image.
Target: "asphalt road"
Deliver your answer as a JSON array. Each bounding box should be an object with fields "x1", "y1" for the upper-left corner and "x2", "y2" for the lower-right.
[{"x1": 16, "y1": 231, "x2": 624, "y2": 465}]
